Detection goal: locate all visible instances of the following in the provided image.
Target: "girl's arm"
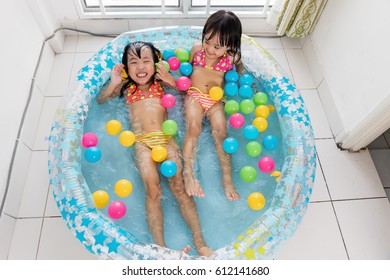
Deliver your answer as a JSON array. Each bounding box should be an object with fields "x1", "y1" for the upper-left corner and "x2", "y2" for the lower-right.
[
  {"x1": 97, "y1": 64, "x2": 125, "y2": 104},
  {"x1": 189, "y1": 44, "x2": 202, "y2": 64}
]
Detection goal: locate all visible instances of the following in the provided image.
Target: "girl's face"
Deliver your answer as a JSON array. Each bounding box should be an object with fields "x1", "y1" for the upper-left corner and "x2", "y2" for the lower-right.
[
  {"x1": 127, "y1": 46, "x2": 155, "y2": 86},
  {"x1": 203, "y1": 32, "x2": 229, "y2": 59}
]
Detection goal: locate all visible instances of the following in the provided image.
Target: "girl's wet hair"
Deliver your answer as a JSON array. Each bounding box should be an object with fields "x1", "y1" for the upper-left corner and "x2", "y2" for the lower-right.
[
  {"x1": 120, "y1": 41, "x2": 162, "y2": 96},
  {"x1": 202, "y1": 10, "x2": 242, "y2": 63}
]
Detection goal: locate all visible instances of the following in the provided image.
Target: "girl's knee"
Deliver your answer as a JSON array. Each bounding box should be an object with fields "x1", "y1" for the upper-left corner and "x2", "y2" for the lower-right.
[
  {"x1": 186, "y1": 121, "x2": 202, "y2": 138},
  {"x1": 212, "y1": 127, "x2": 228, "y2": 143}
]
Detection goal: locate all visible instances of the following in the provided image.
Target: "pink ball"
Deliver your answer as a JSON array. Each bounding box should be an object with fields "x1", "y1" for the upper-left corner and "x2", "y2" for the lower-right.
[
  {"x1": 258, "y1": 156, "x2": 275, "y2": 173},
  {"x1": 82, "y1": 132, "x2": 98, "y2": 148},
  {"x1": 168, "y1": 57, "x2": 180, "y2": 71},
  {"x1": 161, "y1": 94, "x2": 177, "y2": 109},
  {"x1": 107, "y1": 200, "x2": 127, "y2": 219},
  {"x1": 229, "y1": 113, "x2": 245, "y2": 128},
  {"x1": 176, "y1": 76, "x2": 191, "y2": 91}
]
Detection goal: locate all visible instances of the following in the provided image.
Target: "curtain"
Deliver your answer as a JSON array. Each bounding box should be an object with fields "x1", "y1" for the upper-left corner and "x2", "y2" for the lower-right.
[{"x1": 267, "y1": 0, "x2": 328, "y2": 38}]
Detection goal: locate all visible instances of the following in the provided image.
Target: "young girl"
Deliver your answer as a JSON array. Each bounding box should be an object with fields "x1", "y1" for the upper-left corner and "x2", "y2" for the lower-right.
[
  {"x1": 183, "y1": 10, "x2": 243, "y2": 200},
  {"x1": 97, "y1": 41, "x2": 212, "y2": 256}
]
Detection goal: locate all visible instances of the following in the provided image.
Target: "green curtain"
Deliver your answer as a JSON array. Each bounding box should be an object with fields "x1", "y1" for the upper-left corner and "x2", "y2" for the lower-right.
[{"x1": 267, "y1": 0, "x2": 328, "y2": 38}]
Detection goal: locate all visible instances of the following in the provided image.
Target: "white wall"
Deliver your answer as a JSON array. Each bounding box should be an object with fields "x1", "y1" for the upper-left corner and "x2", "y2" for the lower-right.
[{"x1": 303, "y1": 0, "x2": 390, "y2": 149}]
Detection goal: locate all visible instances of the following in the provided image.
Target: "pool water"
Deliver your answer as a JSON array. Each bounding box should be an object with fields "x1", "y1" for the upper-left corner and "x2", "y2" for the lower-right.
[{"x1": 82, "y1": 71, "x2": 284, "y2": 254}]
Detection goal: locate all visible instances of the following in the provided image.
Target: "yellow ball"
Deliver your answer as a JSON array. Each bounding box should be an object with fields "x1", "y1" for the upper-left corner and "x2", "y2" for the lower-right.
[
  {"x1": 92, "y1": 190, "x2": 109, "y2": 208},
  {"x1": 248, "y1": 192, "x2": 266, "y2": 210},
  {"x1": 268, "y1": 104, "x2": 275, "y2": 112},
  {"x1": 255, "y1": 105, "x2": 270, "y2": 119},
  {"x1": 119, "y1": 130, "x2": 135, "y2": 147},
  {"x1": 209, "y1": 86, "x2": 224, "y2": 101},
  {"x1": 106, "y1": 120, "x2": 122, "y2": 135},
  {"x1": 252, "y1": 117, "x2": 268, "y2": 132},
  {"x1": 151, "y1": 146, "x2": 168, "y2": 162},
  {"x1": 114, "y1": 179, "x2": 133, "y2": 198}
]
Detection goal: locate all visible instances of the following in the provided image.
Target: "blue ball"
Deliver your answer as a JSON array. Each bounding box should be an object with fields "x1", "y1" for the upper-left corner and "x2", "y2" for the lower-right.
[
  {"x1": 84, "y1": 146, "x2": 102, "y2": 163},
  {"x1": 160, "y1": 160, "x2": 177, "y2": 177},
  {"x1": 179, "y1": 62, "x2": 193, "y2": 76},
  {"x1": 224, "y1": 82, "x2": 238, "y2": 97},
  {"x1": 262, "y1": 135, "x2": 279, "y2": 151},
  {"x1": 223, "y1": 137, "x2": 239, "y2": 154},
  {"x1": 225, "y1": 70, "x2": 239, "y2": 83},
  {"x1": 243, "y1": 125, "x2": 259, "y2": 140},
  {"x1": 238, "y1": 85, "x2": 253, "y2": 99},
  {"x1": 239, "y1": 73, "x2": 253, "y2": 86},
  {"x1": 162, "y1": 49, "x2": 176, "y2": 61}
]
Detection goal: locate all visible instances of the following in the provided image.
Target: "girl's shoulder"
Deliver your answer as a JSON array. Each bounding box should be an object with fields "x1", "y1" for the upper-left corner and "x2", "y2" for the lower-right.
[{"x1": 189, "y1": 44, "x2": 203, "y2": 63}]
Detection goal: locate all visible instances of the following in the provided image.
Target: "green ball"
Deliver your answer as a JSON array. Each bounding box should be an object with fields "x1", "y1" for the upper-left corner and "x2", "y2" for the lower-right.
[
  {"x1": 162, "y1": 119, "x2": 178, "y2": 135},
  {"x1": 240, "y1": 166, "x2": 257, "y2": 182},
  {"x1": 246, "y1": 141, "x2": 262, "y2": 157},
  {"x1": 253, "y1": 92, "x2": 268, "y2": 106},
  {"x1": 176, "y1": 48, "x2": 190, "y2": 62},
  {"x1": 240, "y1": 99, "x2": 255, "y2": 115},
  {"x1": 224, "y1": 100, "x2": 239, "y2": 115},
  {"x1": 156, "y1": 61, "x2": 170, "y2": 71}
]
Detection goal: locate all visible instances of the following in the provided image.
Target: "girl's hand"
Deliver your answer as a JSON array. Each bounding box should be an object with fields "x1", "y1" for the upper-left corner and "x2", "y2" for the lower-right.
[
  {"x1": 111, "y1": 64, "x2": 125, "y2": 86},
  {"x1": 155, "y1": 61, "x2": 176, "y2": 88}
]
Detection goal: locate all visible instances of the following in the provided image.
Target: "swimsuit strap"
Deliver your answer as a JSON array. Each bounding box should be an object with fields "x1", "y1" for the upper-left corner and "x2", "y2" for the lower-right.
[{"x1": 125, "y1": 81, "x2": 164, "y2": 104}]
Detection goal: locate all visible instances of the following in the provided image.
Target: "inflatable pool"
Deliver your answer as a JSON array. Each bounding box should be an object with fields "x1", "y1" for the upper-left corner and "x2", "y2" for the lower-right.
[{"x1": 48, "y1": 26, "x2": 316, "y2": 260}]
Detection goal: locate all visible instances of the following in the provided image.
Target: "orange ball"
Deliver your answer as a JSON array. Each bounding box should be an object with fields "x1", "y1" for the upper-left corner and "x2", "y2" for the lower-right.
[
  {"x1": 106, "y1": 120, "x2": 122, "y2": 135},
  {"x1": 209, "y1": 86, "x2": 224, "y2": 101},
  {"x1": 255, "y1": 105, "x2": 270, "y2": 119},
  {"x1": 151, "y1": 146, "x2": 168, "y2": 162},
  {"x1": 119, "y1": 130, "x2": 135, "y2": 147},
  {"x1": 92, "y1": 190, "x2": 109, "y2": 208},
  {"x1": 248, "y1": 192, "x2": 266, "y2": 210},
  {"x1": 252, "y1": 117, "x2": 268, "y2": 132},
  {"x1": 114, "y1": 179, "x2": 133, "y2": 198}
]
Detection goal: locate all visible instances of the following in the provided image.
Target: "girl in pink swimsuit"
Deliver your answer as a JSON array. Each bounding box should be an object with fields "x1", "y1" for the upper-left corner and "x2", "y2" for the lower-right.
[{"x1": 183, "y1": 10, "x2": 243, "y2": 201}]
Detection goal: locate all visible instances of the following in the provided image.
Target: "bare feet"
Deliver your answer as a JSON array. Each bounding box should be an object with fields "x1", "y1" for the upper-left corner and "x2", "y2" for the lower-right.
[
  {"x1": 197, "y1": 246, "x2": 214, "y2": 257},
  {"x1": 224, "y1": 183, "x2": 240, "y2": 201},
  {"x1": 183, "y1": 168, "x2": 205, "y2": 198},
  {"x1": 182, "y1": 245, "x2": 191, "y2": 254}
]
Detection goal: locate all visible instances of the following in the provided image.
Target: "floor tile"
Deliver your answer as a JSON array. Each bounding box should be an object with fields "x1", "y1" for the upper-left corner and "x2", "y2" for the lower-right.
[
  {"x1": 0, "y1": 214, "x2": 16, "y2": 259},
  {"x1": 383, "y1": 129, "x2": 390, "y2": 146},
  {"x1": 276, "y1": 202, "x2": 348, "y2": 260},
  {"x1": 333, "y1": 198, "x2": 390, "y2": 259},
  {"x1": 61, "y1": 36, "x2": 78, "y2": 53},
  {"x1": 310, "y1": 158, "x2": 331, "y2": 202},
  {"x1": 285, "y1": 49, "x2": 316, "y2": 90},
  {"x1": 267, "y1": 49, "x2": 293, "y2": 79},
  {"x1": 76, "y1": 35, "x2": 113, "y2": 53},
  {"x1": 17, "y1": 151, "x2": 50, "y2": 218},
  {"x1": 253, "y1": 37, "x2": 283, "y2": 49},
  {"x1": 46, "y1": 53, "x2": 74, "y2": 96},
  {"x1": 37, "y1": 217, "x2": 98, "y2": 260},
  {"x1": 316, "y1": 139, "x2": 386, "y2": 200},
  {"x1": 369, "y1": 150, "x2": 390, "y2": 188},
  {"x1": 44, "y1": 187, "x2": 61, "y2": 217},
  {"x1": 35, "y1": 44, "x2": 55, "y2": 94},
  {"x1": 300, "y1": 89, "x2": 333, "y2": 139},
  {"x1": 386, "y1": 189, "x2": 390, "y2": 202},
  {"x1": 281, "y1": 36, "x2": 301, "y2": 49},
  {"x1": 74, "y1": 20, "x2": 128, "y2": 39},
  {"x1": 8, "y1": 218, "x2": 42, "y2": 260},
  {"x1": 33, "y1": 97, "x2": 62, "y2": 151},
  {"x1": 302, "y1": 38, "x2": 324, "y2": 88}
]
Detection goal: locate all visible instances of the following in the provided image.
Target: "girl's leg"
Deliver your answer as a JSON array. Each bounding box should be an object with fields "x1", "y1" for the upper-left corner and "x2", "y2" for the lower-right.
[
  {"x1": 134, "y1": 143, "x2": 166, "y2": 247},
  {"x1": 166, "y1": 140, "x2": 213, "y2": 256},
  {"x1": 182, "y1": 96, "x2": 205, "y2": 197},
  {"x1": 207, "y1": 103, "x2": 240, "y2": 200}
]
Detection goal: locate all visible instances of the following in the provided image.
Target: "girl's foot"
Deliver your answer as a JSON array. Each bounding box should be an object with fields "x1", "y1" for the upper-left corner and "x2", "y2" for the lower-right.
[
  {"x1": 224, "y1": 184, "x2": 240, "y2": 200},
  {"x1": 182, "y1": 245, "x2": 191, "y2": 254},
  {"x1": 197, "y1": 246, "x2": 214, "y2": 257},
  {"x1": 183, "y1": 168, "x2": 205, "y2": 198}
]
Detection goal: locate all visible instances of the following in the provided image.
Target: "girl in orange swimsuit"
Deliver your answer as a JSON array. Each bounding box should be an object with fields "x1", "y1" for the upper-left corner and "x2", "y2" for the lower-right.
[
  {"x1": 97, "y1": 41, "x2": 212, "y2": 256},
  {"x1": 183, "y1": 10, "x2": 243, "y2": 201}
]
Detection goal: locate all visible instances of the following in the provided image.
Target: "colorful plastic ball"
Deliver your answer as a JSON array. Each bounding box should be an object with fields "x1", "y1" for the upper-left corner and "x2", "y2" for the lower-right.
[
  {"x1": 114, "y1": 179, "x2": 133, "y2": 198},
  {"x1": 167, "y1": 57, "x2": 180, "y2": 71},
  {"x1": 92, "y1": 190, "x2": 109, "y2": 208},
  {"x1": 229, "y1": 113, "x2": 245, "y2": 128},
  {"x1": 108, "y1": 200, "x2": 127, "y2": 220},
  {"x1": 106, "y1": 120, "x2": 122, "y2": 136},
  {"x1": 239, "y1": 99, "x2": 255, "y2": 115},
  {"x1": 157, "y1": 60, "x2": 170, "y2": 71},
  {"x1": 248, "y1": 192, "x2": 266, "y2": 211},
  {"x1": 151, "y1": 146, "x2": 168, "y2": 162},
  {"x1": 161, "y1": 94, "x2": 177, "y2": 109},
  {"x1": 82, "y1": 132, "x2": 98, "y2": 148},
  {"x1": 225, "y1": 70, "x2": 239, "y2": 83},
  {"x1": 246, "y1": 141, "x2": 262, "y2": 157},
  {"x1": 240, "y1": 166, "x2": 257, "y2": 182},
  {"x1": 119, "y1": 130, "x2": 135, "y2": 147},
  {"x1": 224, "y1": 82, "x2": 238, "y2": 97},
  {"x1": 209, "y1": 86, "x2": 223, "y2": 101},
  {"x1": 238, "y1": 85, "x2": 253, "y2": 99},
  {"x1": 160, "y1": 160, "x2": 177, "y2": 177},
  {"x1": 224, "y1": 100, "x2": 239, "y2": 115},
  {"x1": 239, "y1": 73, "x2": 253, "y2": 86},
  {"x1": 255, "y1": 105, "x2": 270, "y2": 119},
  {"x1": 258, "y1": 156, "x2": 275, "y2": 173},
  {"x1": 84, "y1": 146, "x2": 102, "y2": 163},
  {"x1": 223, "y1": 137, "x2": 239, "y2": 154},
  {"x1": 179, "y1": 62, "x2": 193, "y2": 76},
  {"x1": 162, "y1": 49, "x2": 176, "y2": 61},
  {"x1": 162, "y1": 119, "x2": 178, "y2": 135},
  {"x1": 252, "y1": 117, "x2": 268, "y2": 132},
  {"x1": 243, "y1": 125, "x2": 259, "y2": 140},
  {"x1": 262, "y1": 135, "x2": 279, "y2": 151},
  {"x1": 176, "y1": 76, "x2": 191, "y2": 91},
  {"x1": 253, "y1": 92, "x2": 268, "y2": 106},
  {"x1": 176, "y1": 48, "x2": 190, "y2": 62}
]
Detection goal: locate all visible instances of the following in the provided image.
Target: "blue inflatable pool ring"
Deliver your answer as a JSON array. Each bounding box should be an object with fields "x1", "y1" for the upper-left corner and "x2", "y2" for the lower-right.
[{"x1": 48, "y1": 26, "x2": 316, "y2": 260}]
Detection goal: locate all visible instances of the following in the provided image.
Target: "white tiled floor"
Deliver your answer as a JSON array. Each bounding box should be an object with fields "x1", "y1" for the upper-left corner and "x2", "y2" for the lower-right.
[{"x1": 2, "y1": 35, "x2": 390, "y2": 260}]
